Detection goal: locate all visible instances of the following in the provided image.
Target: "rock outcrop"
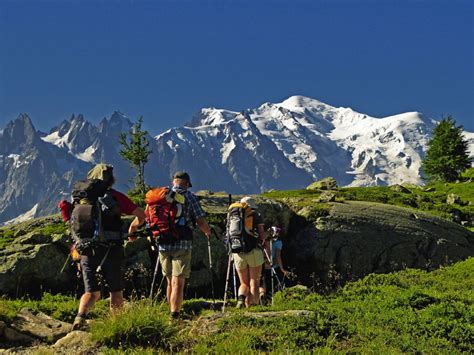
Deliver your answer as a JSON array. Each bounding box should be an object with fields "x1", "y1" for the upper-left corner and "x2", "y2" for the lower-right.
[
  {"x1": 1, "y1": 196, "x2": 473, "y2": 297},
  {"x1": 285, "y1": 201, "x2": 474, "y2": 287},
  {"x1": 0, "y1": 218, "x2": 74, "y2": 297}
]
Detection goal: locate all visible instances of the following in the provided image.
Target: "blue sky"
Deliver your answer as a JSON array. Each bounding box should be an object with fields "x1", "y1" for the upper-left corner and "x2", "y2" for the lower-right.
[{"x1": 1, "y1": 0, "x2": 473, "y2": 134}]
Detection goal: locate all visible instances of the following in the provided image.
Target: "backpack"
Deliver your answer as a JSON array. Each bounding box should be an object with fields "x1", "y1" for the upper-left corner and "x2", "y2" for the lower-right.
[
  {"x1": 226, "y1": 202, "x2": 258, "y2": 253},
  {"x1": 70, "y1": 179, "x2": 122, "y2": 253},
  {"x1": 144, "y1": 187, "x2": 190, "y2": 245}
]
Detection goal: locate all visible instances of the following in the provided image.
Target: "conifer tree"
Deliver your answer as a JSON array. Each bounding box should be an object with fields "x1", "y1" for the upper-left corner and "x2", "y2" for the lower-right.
[
  {"x1": 422, "y1": 117, "x2": 471, "y2": 182},
  {"x1": 119, "y1": 116, "x2": 152, "y2": 193}
]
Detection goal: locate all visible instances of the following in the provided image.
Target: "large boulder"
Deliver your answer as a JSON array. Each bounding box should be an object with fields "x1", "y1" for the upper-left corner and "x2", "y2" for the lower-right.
[
  {"x1": 10, "y1": 308, "x2": 71, "y2": 343},
  {"x1": 0, "y1": 232, "x2": 73, "y2": 297},
  {"x1": 285, "y1": 201, "x2": 474, "y2": 287}
]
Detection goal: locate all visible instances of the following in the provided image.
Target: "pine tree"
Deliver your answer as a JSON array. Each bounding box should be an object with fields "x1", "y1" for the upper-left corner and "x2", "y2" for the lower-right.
[
  {"x1": 119, "y1": 116, "x2": 152, "y2": 193},
  {"x1": 422, "y1": 117, "x2": 471, "y2": 182}
]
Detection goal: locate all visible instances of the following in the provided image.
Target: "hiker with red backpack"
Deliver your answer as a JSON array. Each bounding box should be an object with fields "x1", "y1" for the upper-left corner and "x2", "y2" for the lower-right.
[
  {"x1": 70, "y1": 164, "x2": 146, "y2": 330},
  {"x1": 144, "y1": 171, "x2": 211, "y2": 321},
  {"x1": 227, "y1": 196, "x2": 267, "y2": 308}
]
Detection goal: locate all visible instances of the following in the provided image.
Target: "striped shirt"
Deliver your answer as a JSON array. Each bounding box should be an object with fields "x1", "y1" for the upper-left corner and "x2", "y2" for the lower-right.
[{"x1": 158, "y1": 186, "x2": 206, "y2": 251}]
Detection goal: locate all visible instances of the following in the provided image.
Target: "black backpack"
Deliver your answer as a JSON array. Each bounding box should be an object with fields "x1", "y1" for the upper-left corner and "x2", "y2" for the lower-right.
[
  {"x1": 226, "y1": 202, "x2": 258, "y2": 253},
  {"x1": 70, "y1": 179, "x2": 122, "y2": 253}
]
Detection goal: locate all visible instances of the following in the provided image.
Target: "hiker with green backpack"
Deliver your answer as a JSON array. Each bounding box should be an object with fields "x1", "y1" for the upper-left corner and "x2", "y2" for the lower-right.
[
  {"x1": 70, "y1": 164, "x2": 146, "y2": 330},
  {"x1": 227, "y1": 196, "x2": 267, "y2": 308},
  {"x1": 144, "y1": 171, "x2": 211, "y2": 321}
]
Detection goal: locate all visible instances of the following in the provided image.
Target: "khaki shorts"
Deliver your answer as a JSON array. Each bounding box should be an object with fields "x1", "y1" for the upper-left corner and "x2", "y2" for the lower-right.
[
  {"x1": 233, "y1": 247, "x2": 264, "y2": 271},
  {"x1": 159, "y1": 249, "x2": 192, "y2": 278}
]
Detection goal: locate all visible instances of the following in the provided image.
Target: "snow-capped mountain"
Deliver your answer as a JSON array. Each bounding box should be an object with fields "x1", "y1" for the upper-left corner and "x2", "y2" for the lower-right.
[
  {"x1": 0, "y1": 114, "x2": 90, "y2": 223},
  {"x1": 155, "y1": 96, "x2": 440, "y2": 189},
  {"x1": 0, "y1": 96, "x2": 472, "y2": 224}
]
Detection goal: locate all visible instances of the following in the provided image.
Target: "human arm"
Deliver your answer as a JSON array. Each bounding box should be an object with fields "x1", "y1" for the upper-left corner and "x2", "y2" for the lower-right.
[
  {"x1": 110, "y1": 190, "x2": 145, "y2": 238},
  {"x1": 128, "y1": 207, "x2": 146, "y2": 236},
  {"x1": 186, "y1": 191, "x2": 211, "y2": 239},
  {"x1": 274, "y1": 248, "x2": 288, "y2": 275},
  {"x1": 197, "y1": 217, "x2": 211, "y2": 239},
  {"x1": 257, "y1": 223, "x2": 266, "y2": 243}
]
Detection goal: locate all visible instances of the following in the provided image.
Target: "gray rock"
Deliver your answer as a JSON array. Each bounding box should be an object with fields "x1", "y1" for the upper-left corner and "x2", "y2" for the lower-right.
[
  {"x1": 53, "y1": 330, "x2": 91, "y2": 348},
  {"x1": 307, "y1": 177, "x2": 338, "y2": 191},
  {"x1": 0, "y1": 240, "x2": 72, "y2": 297},
  {"x1": 286, "y1": 201, "x2": 474, "y2": 287},
  {"x1": 318, "y1": 191, "x2": 336, "y2": 202},
  {"x1": 2, "y1": 326, "x2": 36, "y2": 345},
  {"x1": 10, "y1": 308, "x2": 71, "y2": 343},
  {"x1": 446, "y1": 193, "x2": 462, "y2": 205},
  {"x1": 389, "y1": 184, "x2": 412, "y2": 193}
]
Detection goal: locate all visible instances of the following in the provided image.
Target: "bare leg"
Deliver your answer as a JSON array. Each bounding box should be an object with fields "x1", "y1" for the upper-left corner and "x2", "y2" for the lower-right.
[
  {"x1": 169, "y1": 276, "x2": 185, "y2": 313},
  {"x1": 78, "y1": 291, "x2": 101, "y2": 314},
  {"x1": 237, "y1": 268, "x2": 250, "y2": 305},
  {"x1": 110, "y1": 291, "x2": 124, "y2": 312},
  {"x1": 166, "y1": 276, "x2": 172, "y2": 306},
  {"x1": 249, "y1": 265, "x2": 262, "y2": 306}
]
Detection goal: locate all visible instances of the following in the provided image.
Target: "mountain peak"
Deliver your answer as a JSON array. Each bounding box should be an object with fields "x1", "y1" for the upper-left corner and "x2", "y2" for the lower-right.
[
  {"x1": 279, "y1": 95, "x2": 330, "y2": 109},
  {"x1": 15, "y1": 113, "x2": 35, "y2": 128},
  {"x1": 110, "y1": 111, "x2": 129, "y2": 122},
  {"x1": 0, "y1": 113, "x2": 40, "y2": 153},
  {"x1": 186, "y1": 108, "x2": 239, "y2": 128}
]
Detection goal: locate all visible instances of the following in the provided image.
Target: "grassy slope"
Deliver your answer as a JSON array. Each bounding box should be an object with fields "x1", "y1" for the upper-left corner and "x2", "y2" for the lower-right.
[
  {"x1": 263, "y1": 168, "x2": 474, "y2": 228},
  {"x1": 1, "y1": 258, "x2": 472, "y2": 353}
]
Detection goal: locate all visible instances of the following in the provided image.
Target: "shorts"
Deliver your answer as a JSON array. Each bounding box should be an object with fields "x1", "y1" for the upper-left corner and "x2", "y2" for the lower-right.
[
  {"x1": 233, "y1": 247, "x2": 264, "y2": 271},
  {"x1": 159, "y1": 249, "x2": 192, "y2": 278},
  {"x1": 80, "y1": 244, "x2": 124, "y2": 293}
]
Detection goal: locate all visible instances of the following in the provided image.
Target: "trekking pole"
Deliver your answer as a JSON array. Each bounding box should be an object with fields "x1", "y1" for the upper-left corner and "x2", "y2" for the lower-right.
[
  {"x1": 262, "y1": 247, "x2": 283, "y2": 292},
  {"x1": 270, "y1": 239, "x2": 274, "y2": 305},
  {"x1": 60, "y1": 254, "x2": 71, "y2": 273},
  {"x1": 222, "y1": 252, "x2": 233, "y2": 312},
  {"x1": 232, "y1": 259, "x2": 238, "y2": 300},
  {"x1": 207, "y1": 238, "x2": 216, "y2": 304},
  {"x1": 96, "y1": 247, "x2": 111, "y2": 273},
  {"x1": 149, "y1": 253, "x2": 161, "y2": 300}
]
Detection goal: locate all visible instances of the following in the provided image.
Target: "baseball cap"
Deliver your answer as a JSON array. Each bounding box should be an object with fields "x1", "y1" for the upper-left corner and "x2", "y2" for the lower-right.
[{"x1": 173, "y1": 171, "x2": 192, "y2": 187}]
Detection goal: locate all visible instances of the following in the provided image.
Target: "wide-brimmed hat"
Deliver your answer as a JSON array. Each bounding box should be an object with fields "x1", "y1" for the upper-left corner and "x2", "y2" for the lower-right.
[
  {"x1": 241, "y1": 196, "x2": 257, "y2": 209},
  {"x1": 87, "y1": 164, "x2": 114, "y2": 185},
  {"x1": 173, "y1": 171, "x2": 192, "y2": 187}
]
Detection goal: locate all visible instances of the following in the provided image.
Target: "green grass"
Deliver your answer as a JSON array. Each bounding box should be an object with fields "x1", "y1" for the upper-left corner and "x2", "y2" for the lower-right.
[
  {"x1": 0, "y1": 217, "x2": 69, "y2": 250},
  {"x1": 0, "y1": 228, "x2": 15, "y2": 250},
  {"x1": 1, "y1": 259, "x2": 472, "y2": 352},
  {"x1": 461, "y1": 167, "x2": 474, "y2": 179},
  {"x1": 0, "y1": 292, "x2": 108, "y2": 323},
  {"x1": 35, "y1": 222, "x2": 69, "y2": 236},
  {"x1": 189, "y1": 258, "x2": 474, "y2": 353},
  {"x1": 90, "y1": 300, "x2": 176, "y2": 350},
  {"x1": 263, "y1": 178, "x2": 474, "y2": 225}
]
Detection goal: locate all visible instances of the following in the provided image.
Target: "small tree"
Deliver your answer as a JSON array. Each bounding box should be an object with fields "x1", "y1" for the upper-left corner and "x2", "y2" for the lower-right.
[
  {"x1": 119, "y1": 116, "x2": 152, "y2": 194},
  {"x1": 422, "y1": 116, "x2": 471, "y2": 182}
]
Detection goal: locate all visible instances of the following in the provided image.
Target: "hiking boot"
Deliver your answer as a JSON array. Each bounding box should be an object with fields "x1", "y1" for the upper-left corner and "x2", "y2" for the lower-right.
[
  {"x1": 168, "y1": 311, "x2": 180, "y2": 325},
  {"x1": 236, "y1": 295, "x2": 245, "y2": 309},
  {"x1": 71, "y1": 314, "x2": 88, "y2": 331}
]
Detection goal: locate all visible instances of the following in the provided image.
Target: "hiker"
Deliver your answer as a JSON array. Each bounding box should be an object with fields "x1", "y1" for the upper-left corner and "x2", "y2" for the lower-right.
[
  {"x1": 72, "y1": 164, "x2": 146, "y2": 330},
  {"x1": 151, "y1": 171, "x2": 211, "y2": 320},
  {"x1": 260, "y1": 226, "x2": 288, "y2": 303},
  {"x1": 228, "y1": 196, "x2": 266, "y2": 308}
]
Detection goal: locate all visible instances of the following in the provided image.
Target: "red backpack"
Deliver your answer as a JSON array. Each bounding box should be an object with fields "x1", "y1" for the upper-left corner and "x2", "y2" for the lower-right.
[{"x1": 145, "y1": 187, "x2": 186, "y2": 245}]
